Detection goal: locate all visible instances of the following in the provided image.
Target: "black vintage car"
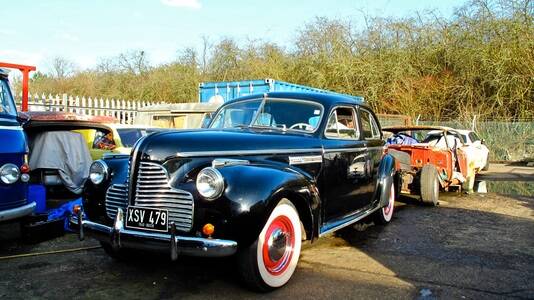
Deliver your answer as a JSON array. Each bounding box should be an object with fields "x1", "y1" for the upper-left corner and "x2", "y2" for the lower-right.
[{"x1": 73, "y1": 92, "x2": 398, "y2": 291}]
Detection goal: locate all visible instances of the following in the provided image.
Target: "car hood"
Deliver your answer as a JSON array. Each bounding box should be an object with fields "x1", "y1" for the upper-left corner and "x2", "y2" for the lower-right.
[{"x1": 137, "y1": 128, "x2": 323, "y2": 162}]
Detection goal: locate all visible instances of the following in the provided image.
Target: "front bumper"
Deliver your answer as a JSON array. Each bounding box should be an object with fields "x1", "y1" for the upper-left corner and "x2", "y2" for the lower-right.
[
  {"x1": 70, "y1": 208, "x2": 238, "y2": 260},
  {"x1": 0, "y1": 201, "x2": 36, "y2": 222}
]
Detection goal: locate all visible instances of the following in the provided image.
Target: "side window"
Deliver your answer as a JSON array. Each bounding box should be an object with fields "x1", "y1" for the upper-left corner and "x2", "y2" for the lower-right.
[
  {"x1": 325, "y1": 107, "x2": 359, "y2": 139},
  {"x1": 93, "y1": 130, "x2": 116, "y2": 150},
  {"x1": 360, "y1": 109, "x2": 381, "y2": 139},
  {"x1": 469, "y1": 132, "x2": 480, "y2": 142}
]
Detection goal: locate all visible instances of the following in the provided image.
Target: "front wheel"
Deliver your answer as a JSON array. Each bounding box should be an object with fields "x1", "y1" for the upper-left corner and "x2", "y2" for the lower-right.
[{"x1": 238, "y1": 199, "x2": 302, "y2": 292}]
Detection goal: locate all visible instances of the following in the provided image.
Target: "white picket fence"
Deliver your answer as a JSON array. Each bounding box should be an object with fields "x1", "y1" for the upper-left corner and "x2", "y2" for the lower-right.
[{"x1": 16, "y1": 93, "x2": 159, "y2": 124}]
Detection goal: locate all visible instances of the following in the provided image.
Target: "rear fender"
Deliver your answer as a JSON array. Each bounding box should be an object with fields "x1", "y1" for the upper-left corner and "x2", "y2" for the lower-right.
[
  {"x1": 376, "y1": 154, "x2": 397, "y2": 208},
  {"x1": 83, "y1": 155, "x2": 129, "y2": 220}
]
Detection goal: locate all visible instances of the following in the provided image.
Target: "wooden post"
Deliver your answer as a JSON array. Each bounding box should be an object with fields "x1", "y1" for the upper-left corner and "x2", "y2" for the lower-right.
[
  {"x1": 62, "y1": 93, "x2": 68, "y2": 112},
  {"x1": 99, "y1": 97, "x2": 104, "y2": 116}
]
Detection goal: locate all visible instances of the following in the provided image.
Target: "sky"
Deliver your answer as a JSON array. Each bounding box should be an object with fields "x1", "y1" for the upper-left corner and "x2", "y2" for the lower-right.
[{"x1": 0, "y1": 0, "x2": 467, "y2": 73}]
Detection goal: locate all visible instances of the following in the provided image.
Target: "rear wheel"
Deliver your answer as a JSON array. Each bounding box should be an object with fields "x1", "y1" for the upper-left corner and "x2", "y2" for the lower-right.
[
  {"x1": 238, "y1": 199, "x2": 302, "y2": 292},
  {"x1": 420, "y1": 165, "x2": 439, "y2": 206},
  {"x1": 373, "y1": 181, "x2": 395, "y2": 225}
]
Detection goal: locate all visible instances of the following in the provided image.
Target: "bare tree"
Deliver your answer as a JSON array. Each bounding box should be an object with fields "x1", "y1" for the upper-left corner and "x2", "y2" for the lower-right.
[
  {"x1": 117, "y1": 50, "x2": 149, "y2": 74},
  {"x1": 48, "y1": 56, "x2": 77, "y2": 79}
]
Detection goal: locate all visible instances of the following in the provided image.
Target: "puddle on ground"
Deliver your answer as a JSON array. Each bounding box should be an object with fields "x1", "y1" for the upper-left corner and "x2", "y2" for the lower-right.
[{"x1": 484, "y1": 181, "x2": 534, "y2": 198}]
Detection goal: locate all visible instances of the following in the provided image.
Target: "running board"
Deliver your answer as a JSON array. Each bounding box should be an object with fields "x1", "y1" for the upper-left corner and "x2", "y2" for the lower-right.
[{"x1": 319, "y1": 205, "x2": 381, "y2": 237}]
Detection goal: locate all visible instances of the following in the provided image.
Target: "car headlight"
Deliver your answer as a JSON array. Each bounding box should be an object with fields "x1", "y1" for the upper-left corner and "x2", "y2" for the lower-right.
[
  {"x1": 89, "y1": 160, "x2": 109, "y2": 185},
  {"x1": 0, "y1": 164, "x2": 20, "y2": 184},
  {"x1": 196, "y1": 167, "x2": 224, "y2": 200}
]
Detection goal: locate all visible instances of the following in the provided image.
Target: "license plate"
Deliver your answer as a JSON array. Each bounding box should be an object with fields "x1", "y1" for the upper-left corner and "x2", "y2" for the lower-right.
[{"x1": 125, "y1": 206, "x2": 168, "y2": 232}]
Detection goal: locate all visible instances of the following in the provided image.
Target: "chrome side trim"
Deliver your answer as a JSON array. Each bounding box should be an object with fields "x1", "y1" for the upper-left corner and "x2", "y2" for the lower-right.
[
  {"x1": 323, "y1": 147, "x2": 367, "y2": 153},
  {"x1": 289, "y1": 155, "x2": 323, "y2": 165},
  {"x1": 177, "y1": 148, "x2": 323, "y2": 158},
  {"x1": 212, "y1": 158, "x2": 250, "y2": 168},
  {"x1": 319, "y1": 204, "x2": 381, "y2": 237}
]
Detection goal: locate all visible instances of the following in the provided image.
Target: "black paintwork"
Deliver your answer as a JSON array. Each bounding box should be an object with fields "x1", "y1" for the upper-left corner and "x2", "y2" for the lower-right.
[{"x1": 84, "y1": 92, "x2": 395, "y2": 247}]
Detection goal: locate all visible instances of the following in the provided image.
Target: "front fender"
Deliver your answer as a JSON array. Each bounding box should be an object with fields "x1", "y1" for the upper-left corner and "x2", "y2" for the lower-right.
[
  {"x1": 213, "y1": 164, "x2": 319, "y2": 246},
  {"x1": 83, "y1": 156, "x2": 130, "y2": 222},
  {"x1": 376, "y1": 154, "x2": 397, "y2": 208}
]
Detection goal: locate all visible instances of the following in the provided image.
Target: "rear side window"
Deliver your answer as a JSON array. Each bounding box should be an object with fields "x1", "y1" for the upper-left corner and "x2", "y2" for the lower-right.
[
  {"x1": 325, "y1": 107, "x2": 359, "y2": 139},
  {"x1": 359, "y1": 109, "x2": 381, "y2": 139},
  {"x1": 469, "y1": 132, "x2": 480, "y2": 142}
]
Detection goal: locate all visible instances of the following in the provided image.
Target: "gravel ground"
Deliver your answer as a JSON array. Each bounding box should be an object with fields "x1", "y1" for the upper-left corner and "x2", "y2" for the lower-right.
[{"x1": 0, "y1": 164, "x2": 533, "y2": 299}]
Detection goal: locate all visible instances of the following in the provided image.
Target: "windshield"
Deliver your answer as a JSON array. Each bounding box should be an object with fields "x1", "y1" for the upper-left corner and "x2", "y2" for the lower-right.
[
  {"x1": 0, "y1": 79, "x2": 17, "y2": 118},
  {"x1": 117, "y1": 128, "x2": 158, "y2": 148},
  {"x1": 210, "y1": 98, "x2": 323, "y2": 132}
]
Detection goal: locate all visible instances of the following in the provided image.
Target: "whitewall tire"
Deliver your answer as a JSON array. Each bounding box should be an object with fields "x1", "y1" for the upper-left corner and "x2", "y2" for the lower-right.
[
  {"x1": 238, "y1": 199, "x2": 302, "y2": 291},
  {"x1": 374, "y1": 181, "x2": 395, "y2": 224}
]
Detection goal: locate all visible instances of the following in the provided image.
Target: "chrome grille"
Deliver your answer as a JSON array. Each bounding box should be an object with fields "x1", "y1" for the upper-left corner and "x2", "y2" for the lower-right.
[
  {"x1": 105, "y1": 183, "x2": 128, "y2": 219},
  {"x1": 134, "y1": 162, "x2": 194, "y2": 232}
]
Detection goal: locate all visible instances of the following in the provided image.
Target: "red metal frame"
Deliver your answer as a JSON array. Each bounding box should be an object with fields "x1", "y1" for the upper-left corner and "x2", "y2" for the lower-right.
[{"x1": 0, "y1": 62, "x2": 36, "y2": 112}]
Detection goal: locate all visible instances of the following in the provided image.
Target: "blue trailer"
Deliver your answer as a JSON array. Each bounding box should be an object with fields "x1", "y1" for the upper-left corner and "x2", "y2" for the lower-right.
[{"x1": 199, "y1": 78, "x2": 363, "y2": 103}]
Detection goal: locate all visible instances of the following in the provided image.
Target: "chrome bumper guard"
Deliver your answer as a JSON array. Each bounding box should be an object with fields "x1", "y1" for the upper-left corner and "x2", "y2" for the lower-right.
[{"x1": 70, "y1": 208, "x2": 237, "y2": 260}]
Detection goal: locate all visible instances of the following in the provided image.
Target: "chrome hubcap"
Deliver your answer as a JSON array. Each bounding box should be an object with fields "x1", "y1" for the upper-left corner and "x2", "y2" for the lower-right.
[
  {"x1": 262, "y1": 215, "x2": 295, "y2": 275},
  {"x1": 268, "y1": 228, "x2": 289, "y2": 262}
]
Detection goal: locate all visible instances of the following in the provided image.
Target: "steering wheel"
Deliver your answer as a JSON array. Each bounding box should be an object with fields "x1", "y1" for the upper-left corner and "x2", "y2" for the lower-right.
[{"x1": 290, "y1": 123, "x2": 312, "y2": 130}]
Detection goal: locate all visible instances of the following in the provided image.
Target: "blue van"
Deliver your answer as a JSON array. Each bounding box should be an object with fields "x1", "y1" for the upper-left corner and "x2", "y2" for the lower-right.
[{"x1": 0, "y1": 68, "x2": 34, "y2": 222}]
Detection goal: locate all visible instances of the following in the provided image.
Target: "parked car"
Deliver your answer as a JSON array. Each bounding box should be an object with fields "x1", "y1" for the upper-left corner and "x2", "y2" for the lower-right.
[
  {"x1": 0, "y1": 68, "x2": 34, "y2": 222},
  {"x1": 383, "y1": 125, "x2": 478, "y2": 204},
  {"x1": 73, "y1": 92, "x2": 399, "y2": 291},
  {"x1": 426, "y1": 128, "x2": 490, "y2": 172},
  {"x1": 78, "y1": 123, "x2": 166, "y2": 160}
]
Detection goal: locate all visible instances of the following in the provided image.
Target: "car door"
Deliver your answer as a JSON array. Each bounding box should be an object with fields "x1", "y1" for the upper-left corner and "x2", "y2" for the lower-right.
[
  {"x1": 358, "y1": 107, "x2": 384, "y2": 203},
  {"x1": 322, "y1": 106, "x2": 370, "y2": 222}
]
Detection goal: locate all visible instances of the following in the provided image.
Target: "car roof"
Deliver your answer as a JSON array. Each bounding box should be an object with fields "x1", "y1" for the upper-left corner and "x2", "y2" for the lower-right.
[{"x1": 223, "y1": 91, "x2": 367, "y2": 109}]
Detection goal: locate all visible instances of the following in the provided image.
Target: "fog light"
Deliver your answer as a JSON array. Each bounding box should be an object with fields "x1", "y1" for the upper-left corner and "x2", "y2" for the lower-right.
[
  {"x1": 73, "y1": 205, "x2": 82, "y2": 214},
  {"x1": 20, "y1": 173, "x2": 30, "y2": 183},
  {"x1": 202, "y1": 223, "x2": 215, "y2": 237}
]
